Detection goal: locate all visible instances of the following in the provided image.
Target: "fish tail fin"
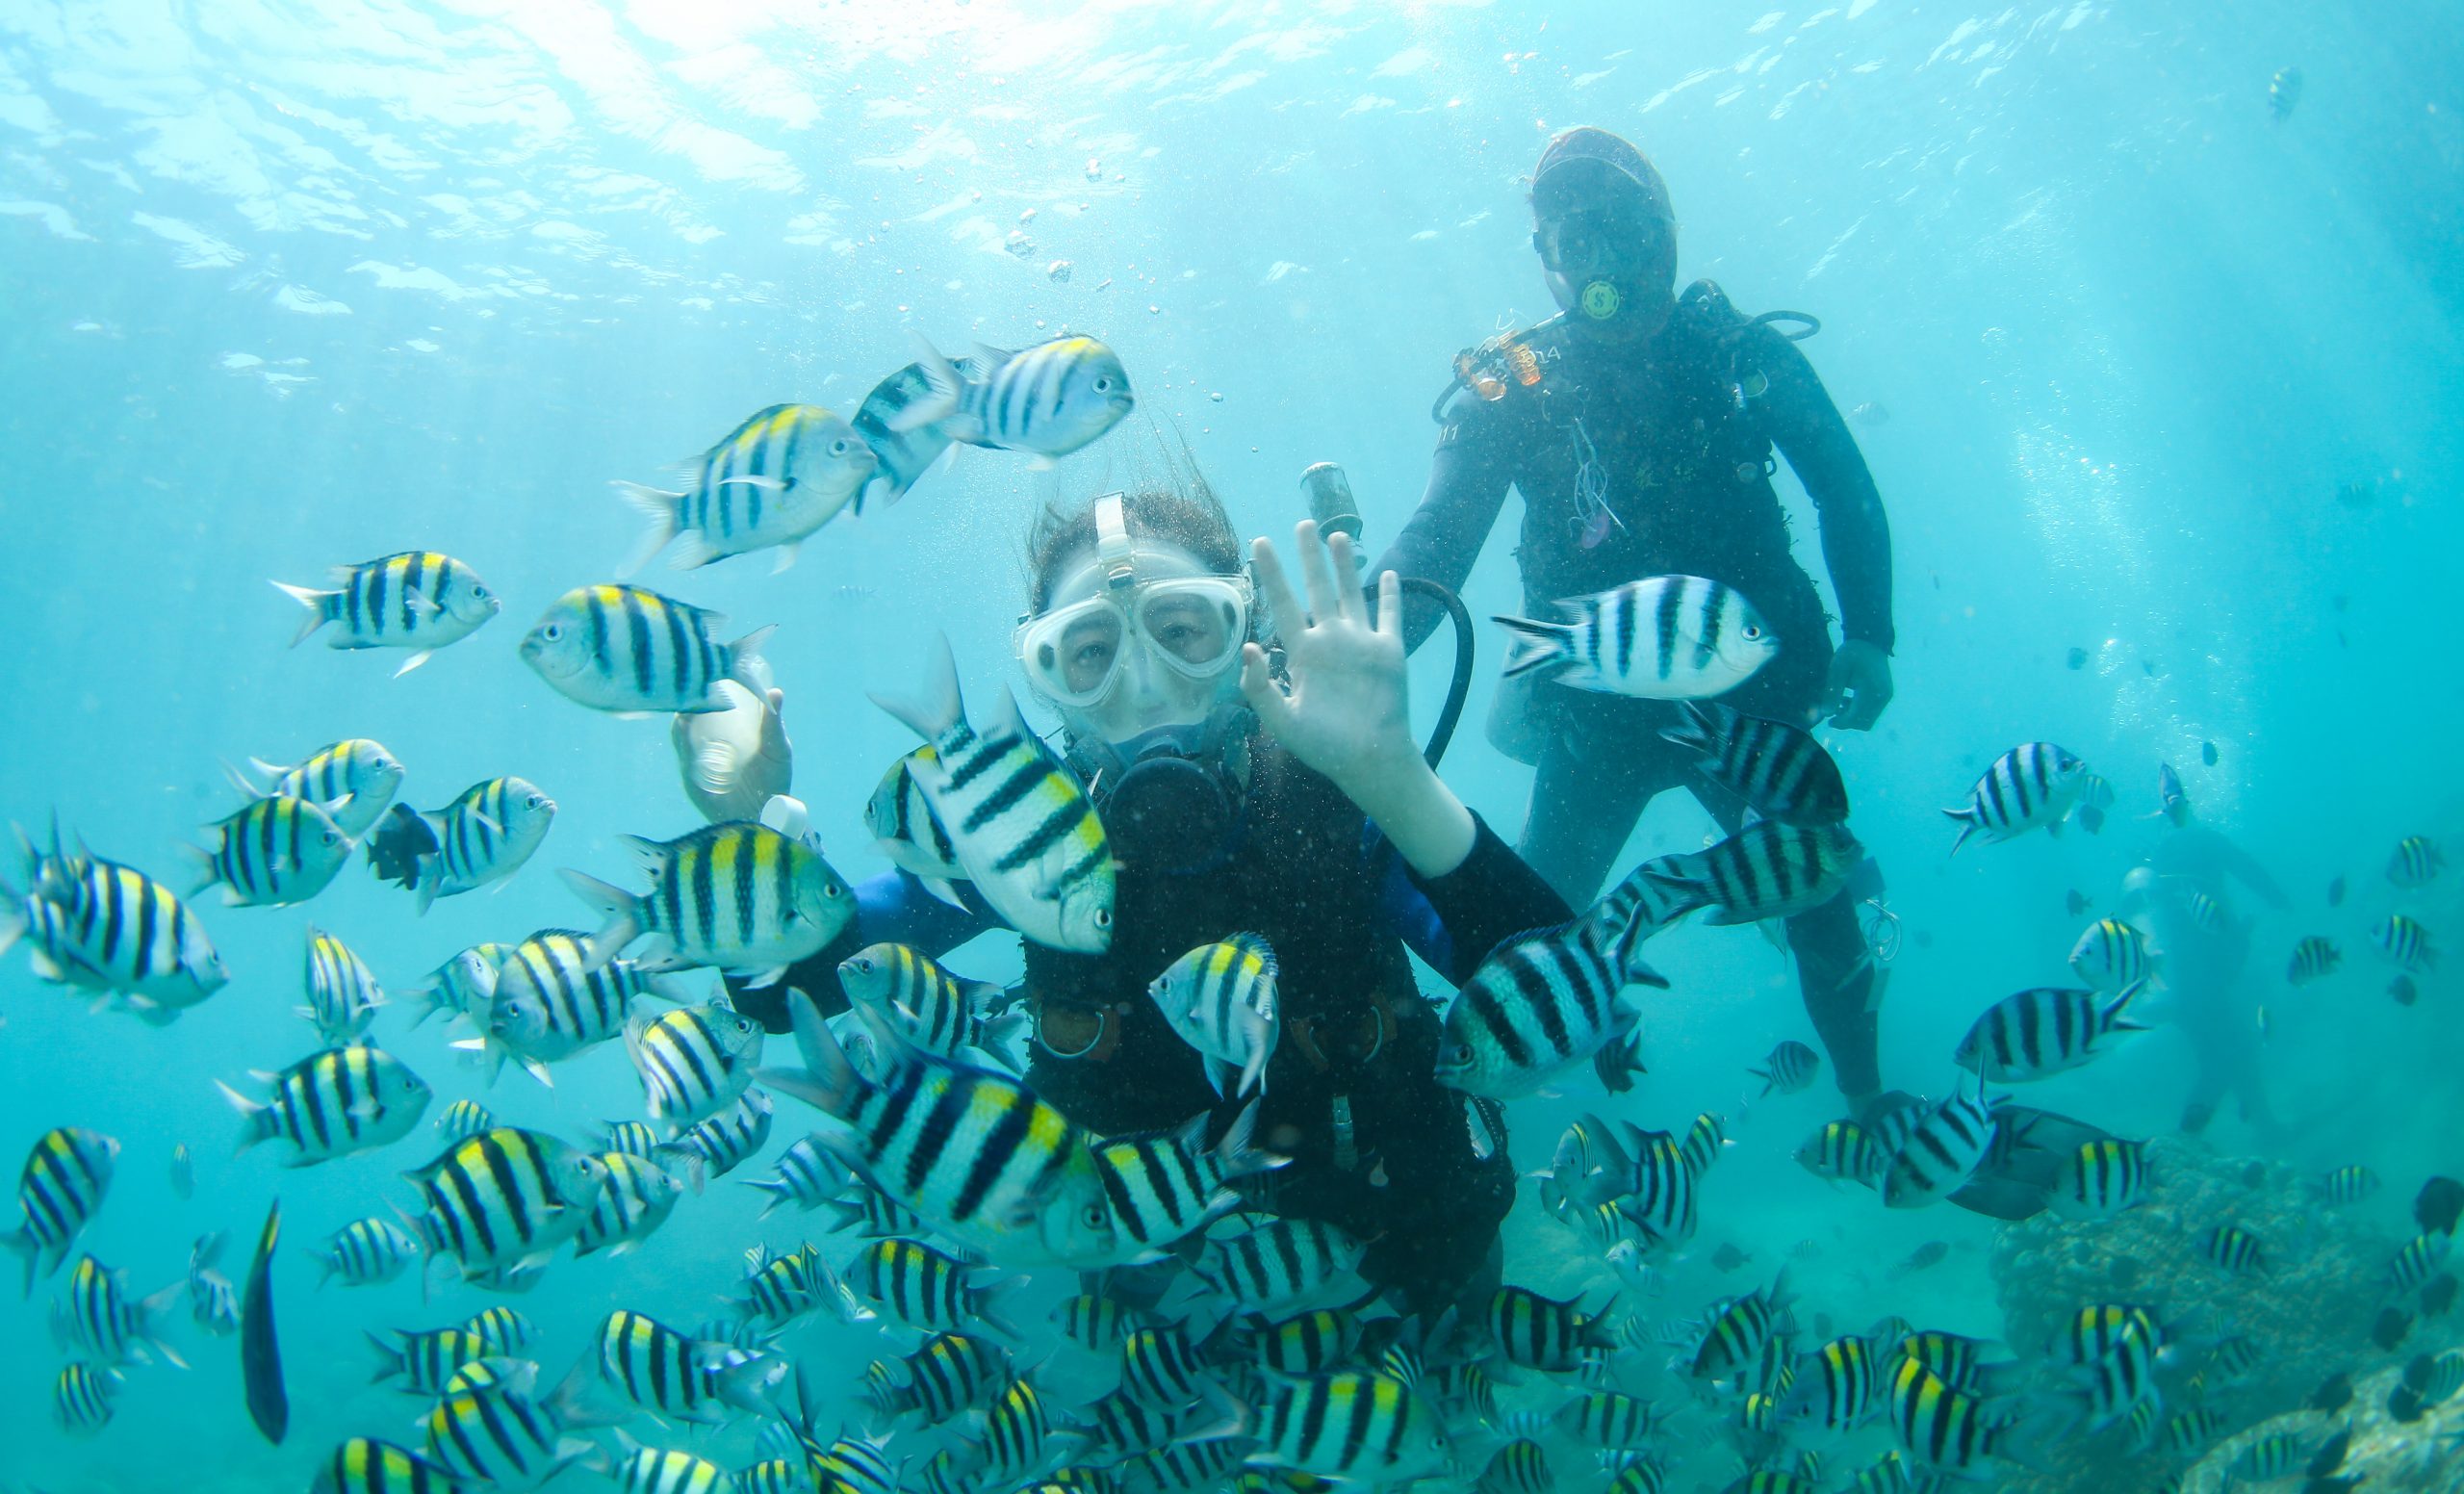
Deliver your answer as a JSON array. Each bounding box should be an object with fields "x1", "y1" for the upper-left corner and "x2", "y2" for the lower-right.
[
  {"x1": 1493, "y1": 614, "x2": 1576, "y2": 680},
  {"x1": 215, "y1": 1079, "x2": 272, "y2": 1154},
  {"x1": 891, "y1": 334, "x2": 964, "y2": 432},
  {"x1": 556, "y1": 869, "x2": 638, "y2": 969},
  {"x1": 1217, "y1": 1096, "x2": 1291, "y2": 1182},
  {"x1": 0, "y1": 892, "x2": 22, "y2": 961},
  {"x1": 270, "y1": 580, "x2": 338, "y2": 646},
  {"x1": 754, "y1": 989, "x2": 869, "y2": 1122},
  {"x1": 1941, "y1": 806, "x2": 1978, "y2": 855},
  {"x1": 866, "y1": 631, "x2": 965, "y2": 743},
  {"x1": 728, "y1": 625, "x2": 779, "y2": 696},
  {"x1": 365, "y1": 1328, "x2": 403, "y2": 1383},
  {"x1": 611, "y1": 481, "x2": 682, "y2": 577},
  {"x1": 1656, "y1": 699, "x2": 1716, "y2": 756},
  {"x1": 2101, "y1": 979, "x2": 2150, "y2": 1034}
]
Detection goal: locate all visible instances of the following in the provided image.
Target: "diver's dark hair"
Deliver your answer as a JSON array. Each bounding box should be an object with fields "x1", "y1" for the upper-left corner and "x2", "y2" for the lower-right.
[{"x1": 1024, "y1": 477, "x2": 1243, "y2": 615}]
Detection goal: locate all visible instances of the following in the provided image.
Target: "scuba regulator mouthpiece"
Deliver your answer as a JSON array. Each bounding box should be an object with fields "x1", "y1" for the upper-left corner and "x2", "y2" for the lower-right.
[
  {"x1": 1578, "y1": 280, "x2": 1624, "y2": 321},
  {"x1": 1299, "y1": 462, "x2": 1362, "y2": 544}
]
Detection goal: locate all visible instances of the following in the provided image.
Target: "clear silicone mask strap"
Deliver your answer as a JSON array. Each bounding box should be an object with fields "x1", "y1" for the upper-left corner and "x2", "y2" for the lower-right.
[{"x1": 1093, "y1": 491, "x2": 1136, "y2": 597}]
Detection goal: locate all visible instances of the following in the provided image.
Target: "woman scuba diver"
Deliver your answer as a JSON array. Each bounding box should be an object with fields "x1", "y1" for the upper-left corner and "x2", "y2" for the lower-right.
[{"x1": 722, "y1": 477, "x2": 1571, "y2": 1313}]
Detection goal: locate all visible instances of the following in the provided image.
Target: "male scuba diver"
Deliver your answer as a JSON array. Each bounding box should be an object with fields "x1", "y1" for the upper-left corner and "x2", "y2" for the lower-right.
[
  {"x1": 716, "y1": 485, "x2": 1569, "y2": 1313},
  {"x1": 1376, "y1": 126, "x2": 1897, "y2": 1111},
  {"x1": 2120, "y1": 823, "x2": 2293, "y2": 1135}
]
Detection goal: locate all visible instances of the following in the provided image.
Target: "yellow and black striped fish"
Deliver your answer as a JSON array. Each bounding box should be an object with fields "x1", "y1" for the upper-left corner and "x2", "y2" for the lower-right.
[
  {"x1": 900, "y1": 334, "x2": 1136, "y2": 459},
  {"x1": 273, "y1": 552, "x2": 499, "y2": 674},
  {"x1": 53, "y1": 1361, "x2": 120, "y2": 1436},
  {"x1": 367, "y1": 1326, "x2": 491, "y2": 1394},
  {"x1": 521, "y1": 583, "x2": 770, "y2": 714},
  {"x1": 622, "y1": 1000, "x2": 763, "y2": 1126},
  {"x1": 53, "y1": 1253, "x2": 184, "y2": 1366},
  {"x1": 596, "y1": 1307, "x2": 783, "y2": 1424},
  {"x1": 6, "y1": 1128, "x2": 119, "y2": 1297},
  {"x1": 565, "y1": 822, "x2": 852, "y2": 987},
  {"x1": 615, "y1": 403, "x2": 877, "y2": 574},
  {"x1": 403, "y1": 1126, "x2": 605, "y2": 1281},
  {"x1": 1886, "y1": 1356, "x2": 2015, "y2": 1476},
  {"x1": 309, "y1": 1437, "x2": 463, "y2": 1494},
  {"x1": 218, "y1": 1044, "x2": 432, "y2": 1165},
  {"x1": 319, "y1": 1216, "x2": 421, "y2": 1287},
  {"x1": 374, "y1": 776, "x2": 557, "y2": 914},
  {"x1": 422, "y1": 1378, "x2": 594, "y2": 1486},
  {"x1": 1248, "y1": 1371, "x2": 1453, "y2": 1483},
  {"x1": 194, "y1": 792, "x2": 355, "y2": 908},
  {"x1": 243, "y1": 738, "x2": 404, "y2": 837},
  {"x1": 5, "y1": 851, "x2": 228, "y2": 1019},
  {"x1": 662, "y1": 1092, "x2": 774, "y2": 1184},
  {"x1": 303, "y1": 926, "x2": 384, "y2": 1043},
  {"x1": 608, "y1": 1440, "x2": 733, "y2": 1494},
  {"x1": 476, "y1": 928, "x2": 673, "y2": 1081},
  {"x1": 574, "y1": 1152, "x2": 682, "y2": 1258}
]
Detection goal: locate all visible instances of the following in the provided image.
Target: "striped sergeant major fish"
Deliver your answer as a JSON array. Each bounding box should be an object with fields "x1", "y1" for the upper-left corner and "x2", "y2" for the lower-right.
[
  {"x1": 1658, "y1": 700, "x2": 1851, "y2": 827},
  {"x1": 404, "y1": 1126, "x2": 607, "y2": 1283},
  {"x1": 1433, "y1": 920, "x2": 1658, "y2": 1100},
  {"x1": 563, "y1": 821, "x2": 853, "y2": 988},
  {"x1": 1796, "y1": 1120, "x2": 1886, "y2": 1187},
  {"x1": 1943, "y1": 742, "x2": 2089, "y2": 853},
  {"x1": 660, "y1": 1091, "x2": 775, "y2": 1184},
  {"x1": 1952, "y1": 983, "x2": 2146, "y2": 1082},
  {"x1": 1090, "y1": 1098, "x2": 1286, "y2": 1250},
  {"x1": 1690, "y1": 1271, "x2": 1792, "y2": 1385},
  {"x1": 218, "y1": 1044, "x2": 433, "y2": 1166},
  {"x1": 574, "y1": 1151, "x2": 683, "y2": 1257},
  {"x1": 1641, "y1": 820, "x2": 1862, "y2": 927},
  {"x1": 1145, "y1": 934, "x2": 1281, "y2": 1099},
  {"x1": 869, "y1": 633, "x2": 1115, "y2": 955},
  {"x1": 0, "y1": 850, "x2": 228, "y2": 1021},
  {"x1": 851, "y1": 363, "x2": 955, "y2": 511},
  {"x1": 188, "y1": 1232, "x2": 241, "y2": 1335},
  {"x1": 2201, "y1": 1224, "x2": 2266, "y2": 1275},
  {"x1": 864, "y1": 746, "x2": 964, "y2": 888},
  {"x1": 272, "y1": 551, "x2": 500, "y2": 676},
  {"x1": 319, "y1": 1217, "x2": 421, "y2": 1287},
  {"x1": 464, "y1": 1304, "x2": 534, "y2": 1353},
  {"x1": 1890, "y1": 1329, "x2": 2025, "y2": 1398},
  {"x1": 1241, "y1": 1308, "x2": 1364, "y2": 1376},
  {"x1": 741, "y1": 1134, "x2": 849, "y2": 1219},
  {"x1": 53, "y1": 1361, "x2": 121, "y2": 1436},
  {"x1": 520, "y1": 583, "x2": 775, "y2": 716},
  {"x1": 2047, "y1": 1138, "x2": 2152, "y2": 1221},
  {"x1": 2389, "y1": 1231, "x2": 2453, "y2": 1292},
  {"x1": 421, "y1": 1373, "x2": 598, "y2": 1489},
  {"x1": 192, "y1": 791, "x2": 356, "y2": 908},
  {"x1": 1878, "y1": 1076, "x2": 2001, "y2": 1209},
  {"x1": 761, "y1": 992, "x2": 1124, "y2": 1268},
  {"x1": 367, "y1": 1327, "x2": 492, "y2": 1393},
  {"x1": 864, "y1": 1331, "x2": 1010, "y2": 1430},
  {"x1": 1549, "y1": 1390, "x2": 1664, "y2": 1448},
  {"x1": 1776, "y1": 1333, "x2": 1886, "y2": 1430},
  {"x1": 1178, "y1": 1217, "x2": 1369, "y2": 1317},
  {"x1": 624, "y1": 999, "x2": 763, "y2": 1126},
  {"x1": 2068, "y1": 916, "x2": 2155, "y2": 993},
  {"x1": 302, "y1": 927, "x2": 384, "y2": 1043},
  {"x1": 309, "y1": 1438, "x2": 464, "y2": 1494},
  {"x1": 51, "y1": 1253, "x2": 185, "y2": 1366},
  {"x1": 1118, "y1": 1323, "x2": 1211, "y2": 1409},
  {"x1": 1478, "y1": 1438, "x2": 1553, "y2": 1494},
  {"x1": 614, "y1": 402, "x2": 877, "y2": 575},
  {"x1": 1886, "y1": 1357, "x2": 2030, "y2": 1478},
  {"x1": 236, "y1": 738, "x2": 404, "y2": 837},
  {"x1": 897, "y1": 332, "x2": 1138, "y2": 459},
  {"x1": 737, "y1": 1241, "x2": 843, "y2": 1327},
  {"x1": 407, "y1": 943, "x2": 511, "y2": 1034},
  {"x1": 2389, "y1": 835, "x2": 2445, "y2": 889},
  {"x1": 1245, "y1": 1371, "x2": 1454, "y2": 1484},
  {"x1": 1487, "y1": 1284, "x2": 1618, "y2": 1372},
  {"x1": 436, "y1": 1099, "x2": 496, "y2": 1143},
  {"x1": 734, "y1": 1459, "x2": 802, "y2": 1494},
  {"x1": 964, "y1": 1377, "x2": 1069, "y2": 1489},
  {"x1": 5, "y1": 1127, "x2": 119, "y2": 1295},
  {"x1": 1752, "y1": 1040, "x2": 1821, "y2": 1096},
  {"x1": 1583, "y1": 852, "x2": 1701, "y2": 988},
  {"x1": 2288, "y1": 935, "x2": 2343, "y2": 986},
  {"x1": 1494, "y1": 574, "x2": 1780, "y2": 700},
  {"x1": 606, "y1": 1439, "x2": 733, "y2": 1494},
  {"x1": 1595, "y1": 1122, "x2": 1701, "y2": 1249},
  {"x1": 472, "y1": 930, "x2": 681, "y2": 1082},
  {"x1": 596, "y1": 1308, "x2": 784, "y2": 1423},
  {"x1": 2374, "y1": 913, "x2": 2437, "y2": 974},
  {"x1": 838, "y1": 941, "x2": 1023, "y2": 1068},
  {"x1": 1682, "y1": 1112, "x2": 1732, "y2": 1176},
  {"x1": 367, "y1": 777, "x2": 558, "y2": 914}
]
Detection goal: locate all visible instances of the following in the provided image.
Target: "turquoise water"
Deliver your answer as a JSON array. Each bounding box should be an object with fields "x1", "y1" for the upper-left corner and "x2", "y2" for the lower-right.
[{"x1": 3, "y1": 2, "x2": 2461, "y2": 1489}]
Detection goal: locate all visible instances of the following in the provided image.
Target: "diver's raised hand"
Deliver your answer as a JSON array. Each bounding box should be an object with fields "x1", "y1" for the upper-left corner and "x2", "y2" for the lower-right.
[
  {"x1": 1824, "y1": 639, "x2": 1894, "y2": 731},
  {"x1": 1242, "y1": 520, "x2": 1475, "y2": 877}
]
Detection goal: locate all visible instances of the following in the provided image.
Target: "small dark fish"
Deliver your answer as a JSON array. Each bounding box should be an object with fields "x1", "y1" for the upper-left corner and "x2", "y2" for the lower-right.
[
  {"x1": 1892, "y1": 1241, "x2": 1950, "y2": 1276},
  {"x1": 2424, "y1": 1274, "x2": 2457, "y2": 1317},
  {"x1": 2200, "y1": 740, "x2": 2218, "y2": 766},
  {"x1": 2066, "y1": 889, "x2": 2092, "y2": 917},
  {"x1": 2372, "y1": 1305, "x2": 2412, "y2": 1352},
  {"x1": 2391, "y1": 974, "x2": 2419, "y2": 1007},
  {"x1": 2389, "y1": 1380, "x2": 2426, "y2": 1423},
  {"x1": 2306, "y1": 1425, "x2": 2351, "y2": 1477},
  {"x1": 2416, "y1": 1175, "x2": 2464, "y2": 1235},
  {"x1": 1710, "y1": 1243, "x2": 1752, "y2": 1274},
  {"x1": 2327, "y1": 875, "x2": 2347, "y2": 907},
  {"x1": 2308, "y1": 1370, "x2": 2353, "y2": 1413},
  {"x1": 2335, "y1": 478, "x2": 2375, "y2": 508},
  {"x1": 242, "y1": 1198, "x2": 287, "y2": 1444},
  {"x1": 2066, "y1": 647, "x2": 2088, "y2": 671}
]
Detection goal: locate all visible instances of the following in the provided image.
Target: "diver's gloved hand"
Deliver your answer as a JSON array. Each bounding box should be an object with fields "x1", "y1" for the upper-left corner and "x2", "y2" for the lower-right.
[
  {"x1": 1242, "y1": 520, "x2": 1476, "y2": 878},
  {"x1": 1824, "y1": 638, "x2": 1894, "y2": 731},
  {"x1": 671, "y1": 682, "x2": 793, "y2": 823}
]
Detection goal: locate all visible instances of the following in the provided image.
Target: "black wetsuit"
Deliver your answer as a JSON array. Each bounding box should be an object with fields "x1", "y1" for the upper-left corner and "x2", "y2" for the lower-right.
[
  {"x1": 1376, "y1": 283, "x2": 1894, "y2": 1099},
  {"x1": 733, "y1": 737, "x2": 1570, "y2": 1312}
]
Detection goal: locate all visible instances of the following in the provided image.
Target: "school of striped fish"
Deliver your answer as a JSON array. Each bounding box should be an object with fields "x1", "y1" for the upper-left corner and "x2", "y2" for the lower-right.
[{"x1": 4, "y1": 328, "x2": 2457, "y2": 1494}]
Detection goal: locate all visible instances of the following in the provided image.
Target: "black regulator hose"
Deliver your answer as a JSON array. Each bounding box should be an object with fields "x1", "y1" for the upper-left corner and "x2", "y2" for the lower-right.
[{"x1": 1401, "y1": 577, "x2": 1474, "y2": 770}]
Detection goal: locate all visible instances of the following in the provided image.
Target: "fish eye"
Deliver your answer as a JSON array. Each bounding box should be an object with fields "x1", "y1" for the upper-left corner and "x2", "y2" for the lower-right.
[
  {"x1": 1094, "y1": 908, "x2": 1113, "y2": 928},
  {"x1": 1081, "y1": 1203, "x2": 1108, "y2": 1228},
  {"x1": 471, "y1": 584, "x2": 490, "y2": 599},
  {"x1": 1741, "y1": 624, "x2": 1762, "y2": 640},
  {"x1": 830, "y1": 439, "x2": 851, "y2": 455},
  {"x1": 525, "y1": 793, "x2": 547, "y2": 809},
  {"x1": 1092, "y1": 375, "x2": 1113, "y2": 393},
  {"x1": 541, "y1": 624, "x2": 564, "y2": 642}
]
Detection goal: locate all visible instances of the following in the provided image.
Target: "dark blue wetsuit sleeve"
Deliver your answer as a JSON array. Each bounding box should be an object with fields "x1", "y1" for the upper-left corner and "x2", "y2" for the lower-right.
[
  {"x1": 725, "y1": 870, "x2": 1000, "y2": 1034},
  {"x1": 1755, "y1": 328, "x2": 1896, "y2": 654},
  {"x1": 1375, "y1": 812, "x2": 1576, "y2": 984},
  {"x1": 1373, "y1": 393, "x2": 1520, "y2": 653}
]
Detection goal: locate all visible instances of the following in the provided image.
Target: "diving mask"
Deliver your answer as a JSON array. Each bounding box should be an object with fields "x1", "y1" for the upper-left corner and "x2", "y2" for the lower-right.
[{"x1": 1014, "y1": 492, "x2": 1254, "y2": 710}]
